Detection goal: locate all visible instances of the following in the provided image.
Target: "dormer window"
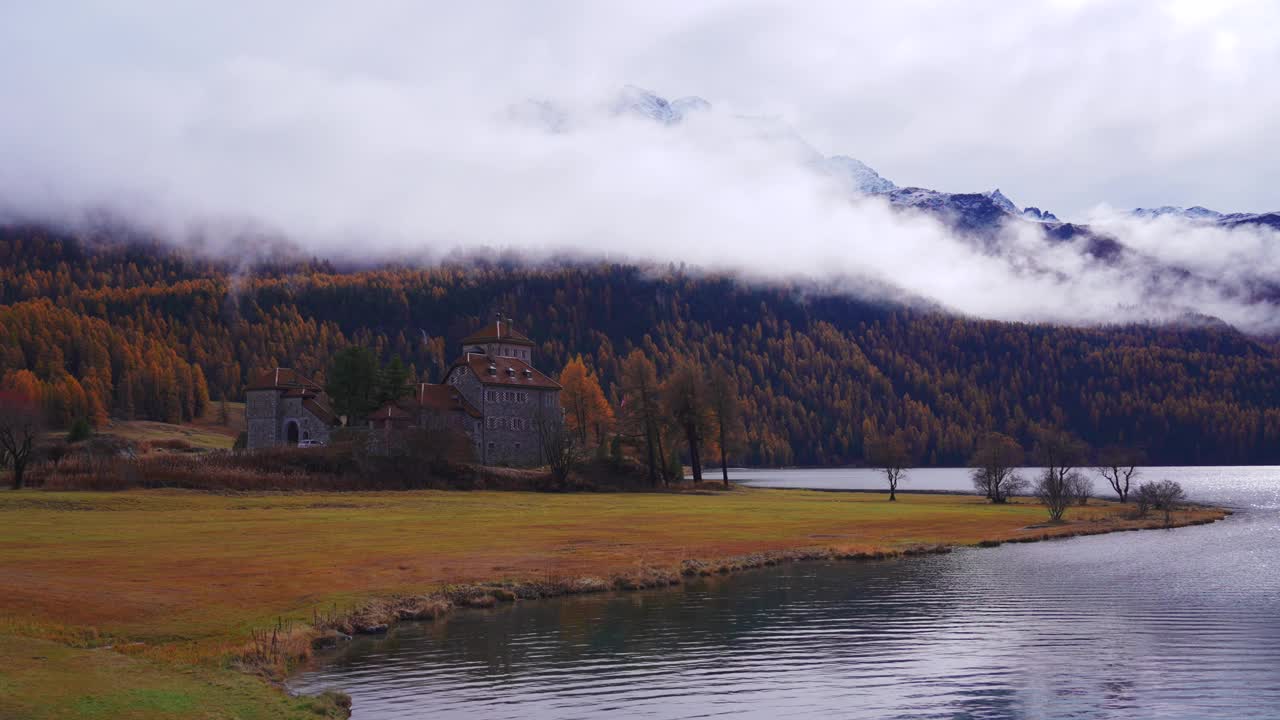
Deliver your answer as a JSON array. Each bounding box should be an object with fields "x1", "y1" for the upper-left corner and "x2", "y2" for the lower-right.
[
  {"x1": 506, "y1": 367, "x2": 515, "y2": 377},
  {"x1": 488, "y1": 364, "x2": 497, "y2": 375},
  {"x1": 523, "y1": 369, "x2": 532, "y2": 379}
]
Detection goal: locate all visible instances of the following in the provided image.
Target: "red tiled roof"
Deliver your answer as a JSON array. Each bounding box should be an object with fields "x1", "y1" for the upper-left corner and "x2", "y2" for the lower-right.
[
  {"x1": 448, "y1": 354, "x2": 561, "y2": 390},
  {"x1": 304, "y1": 397, "x2": 339, "y2": 425},
  {"x1": 246, "y1": 367, "x2": 323, "y2": 392},
  {"x1": 460, "y1": 320, "x2": 535, "y2": 347},
  {"x1": 247, "y1": 367, "x2": 338, "y2": 425},
  {"x1": 367, "y1": 402, "x2": 413, "y2": 421},
  {"x1": 407, "y1": 383, "x2": 483, "y2": 419}
]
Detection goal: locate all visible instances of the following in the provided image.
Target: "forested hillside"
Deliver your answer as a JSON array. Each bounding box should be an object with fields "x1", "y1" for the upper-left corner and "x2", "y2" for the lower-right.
[{"x1": 4, "y1": 225, "x2": 1280, "y2": 466}]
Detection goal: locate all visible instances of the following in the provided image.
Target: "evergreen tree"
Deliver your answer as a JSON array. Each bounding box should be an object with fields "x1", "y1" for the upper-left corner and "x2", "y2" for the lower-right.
[
  {"x1": 377, "y1": 355, "x2": 411, "y2": 404},
  {"x1": 67, "y1": 416, "x2": 92, "y2": 443},
  {"x1": 326, "y1": 346, "x2": 379, "y2": 423}
]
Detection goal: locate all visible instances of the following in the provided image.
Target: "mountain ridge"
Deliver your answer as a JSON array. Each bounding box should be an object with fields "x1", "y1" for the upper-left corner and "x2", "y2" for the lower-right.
[{"x1": 594, "y1": 86, "x2": 1279, "y2": 240}]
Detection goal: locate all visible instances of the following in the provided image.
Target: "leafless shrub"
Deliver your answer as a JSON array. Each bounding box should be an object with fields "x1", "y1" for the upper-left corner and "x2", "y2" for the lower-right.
[
  {"x1": 1134, "y1": 479, "x2": 1186, "y2": 525},
  {"x1": 1069, "y1": 471, "x2": 1093, "y2": 506},
  {"x1": 1033, "y1": 468, "x2": 1084, "y2": 522},
  {"x1": 535, "y1": 409, "x2": 580, "y2": 486}
]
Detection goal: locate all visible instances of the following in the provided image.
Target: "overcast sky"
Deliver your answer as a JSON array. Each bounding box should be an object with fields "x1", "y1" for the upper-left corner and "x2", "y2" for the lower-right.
[
  {"x1": 2, "y1": 2, "x2": 1279, "y2": 331},
  {"x1": 3, "y1": 1, "x2": 1278, "y2": 218}
]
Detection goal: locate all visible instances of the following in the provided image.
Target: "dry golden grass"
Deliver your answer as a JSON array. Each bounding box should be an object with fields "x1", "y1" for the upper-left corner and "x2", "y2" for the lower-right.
[
  {"x1": 0, "y1": 487, "x2": 1225, "y2": 718},
  {"x1": 0, "y1": 488, "x2": 1223, "y2": 644},
  {"x1": 65, "y1": 401, "x2": 246, "y2": 453}
]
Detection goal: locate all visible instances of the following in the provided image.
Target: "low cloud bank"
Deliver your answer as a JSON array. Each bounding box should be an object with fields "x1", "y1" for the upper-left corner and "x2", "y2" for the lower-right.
[{"x1": 1, "y1": 3, "x2": 1278, "y2": 333}]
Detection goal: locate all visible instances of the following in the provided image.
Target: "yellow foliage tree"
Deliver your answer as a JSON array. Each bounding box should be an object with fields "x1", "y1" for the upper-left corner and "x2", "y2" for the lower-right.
[{"x1": 559, "y1": 355, "x2": 614, "y2": 449}]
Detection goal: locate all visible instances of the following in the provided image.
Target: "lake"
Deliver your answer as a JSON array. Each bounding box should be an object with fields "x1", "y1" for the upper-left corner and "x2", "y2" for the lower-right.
[{"x1": 289, "y1": 467, "x2": 1280, "y2": 719}]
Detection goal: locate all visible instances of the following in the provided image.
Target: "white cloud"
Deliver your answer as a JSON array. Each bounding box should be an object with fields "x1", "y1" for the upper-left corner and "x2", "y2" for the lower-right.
[{"x1": 1, "y1": 2, "x2": 1278, "y2": 332}]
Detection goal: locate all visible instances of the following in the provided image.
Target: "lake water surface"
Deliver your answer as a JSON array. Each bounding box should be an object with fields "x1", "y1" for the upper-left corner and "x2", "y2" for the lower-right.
[{"x1": 290, "y1": 467, "x2": 1280, "y2": 719}]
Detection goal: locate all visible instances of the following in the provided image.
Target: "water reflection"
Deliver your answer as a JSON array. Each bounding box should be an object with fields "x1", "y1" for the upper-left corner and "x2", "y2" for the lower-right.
[{"x1": 290, "y1": 467, "x2": 1280, "y2": 719}]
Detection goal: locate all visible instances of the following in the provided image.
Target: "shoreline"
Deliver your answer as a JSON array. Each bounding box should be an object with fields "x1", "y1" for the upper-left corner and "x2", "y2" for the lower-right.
[
  {"x1": 745, "y1": 484, "x2": 1243, "y2": 510},
  {"x1": 299, "y1": 503, "x2": 1230, "y2": 663},
  {"x1": 0, "y1": 488, "x2": 1231, "y2": 719}
]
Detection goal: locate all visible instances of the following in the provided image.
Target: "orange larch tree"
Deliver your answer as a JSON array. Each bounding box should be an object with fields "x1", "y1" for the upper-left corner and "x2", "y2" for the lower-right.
[{"x1": 559, "y1": 356, "x2": 614, "y2": 450}]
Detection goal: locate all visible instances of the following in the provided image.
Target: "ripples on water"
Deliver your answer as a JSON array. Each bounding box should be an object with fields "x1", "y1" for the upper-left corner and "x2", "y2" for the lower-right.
[{"x1": 290, "y1": 467, "x2": 1280, "y2": 719}]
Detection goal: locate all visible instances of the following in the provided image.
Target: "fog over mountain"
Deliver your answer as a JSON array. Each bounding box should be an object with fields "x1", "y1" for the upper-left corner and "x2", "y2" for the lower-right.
[{"x1": 2, "y1": 3, "x2": 1279, "y2": 331}]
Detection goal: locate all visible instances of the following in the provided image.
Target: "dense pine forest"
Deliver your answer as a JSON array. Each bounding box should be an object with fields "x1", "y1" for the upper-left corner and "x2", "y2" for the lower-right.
[{"x1": 4, "y1": 224, "x2": 1280, "y2": 466}]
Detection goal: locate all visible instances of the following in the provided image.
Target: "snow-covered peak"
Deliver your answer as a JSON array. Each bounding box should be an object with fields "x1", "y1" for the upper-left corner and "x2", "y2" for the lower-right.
[
  {"x1": 985, "y1": 189, "x2": 1019, "y2": 215},
  {"x1": 613, "y1": 85, "x2": 710, "y2": 124},
  {"x1": 1131, "y1": 206, "x2": 1224, "y2": 221},
  {"x1": 820, "y1": 156, "x2": 896, "y2": 194},
  {"x1": 613, "y1": 85, "x2": 676, "y2": 123},
  {"x1": 1022, "y1": 206, "x2": 1060, "y2": 222}
]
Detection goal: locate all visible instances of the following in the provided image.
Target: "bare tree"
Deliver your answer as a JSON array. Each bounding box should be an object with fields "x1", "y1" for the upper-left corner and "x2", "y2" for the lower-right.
[
  {"x1": 1096, "y1": 445, "x2": 1143, "y2": 503},
  {"x1": 1033, "y1": 428, "x2": 1089, "y2": 520},
  {"x1": 866, "y1": 435, "x2": 912, "y2": 501},
  {"x1": 706, "y1": 366, "x2": 745, "y2": 488},
  {"x1": 1069, "y1": 472, "x2": 1093, "y2": 506},
  {"x1": 1032, "y1": 468, "x2": 1076, "y2": 521},
  {"x1": 534, "y1": 408, "x2": 580, "y2": 486},
  {"x1": 662, "y1": 362, "x2": 712, "y2": 483},
  {"x1": 0, "y1": 391, "x2": 43, "y2": 489},
  {"x1": 969, "y1": 432, "x2": 1026, "y2": 503},
  {"x1": 1135, "y1": 479, "x2": 1186, "y2": 526}
]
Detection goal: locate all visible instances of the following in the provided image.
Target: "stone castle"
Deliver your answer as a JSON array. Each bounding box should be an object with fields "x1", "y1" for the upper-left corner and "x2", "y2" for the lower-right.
[
  {"x1": 246, "y1": 318, "x2": 562, "y2": 466},
  {"x1": 244, "y1": 368, "x2": 338, "y2": 450}
]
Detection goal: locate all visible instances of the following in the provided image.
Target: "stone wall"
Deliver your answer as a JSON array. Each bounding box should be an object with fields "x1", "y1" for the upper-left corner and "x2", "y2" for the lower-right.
[
  {"x1": 245, "y1": 389, "x2": 279, "y2": 450},
  {"x1": 280, "y1": 397, "x2": 332, "y2": 446},
  {"x1": 246, "y1": 390, "x2": 331, "y2": 449},
  {"x1": 445, "y1": 364, "x2": 561, "y2": 467},
  {"x1": 478, "y1": 386, "x2": 560, "y2": 466}
]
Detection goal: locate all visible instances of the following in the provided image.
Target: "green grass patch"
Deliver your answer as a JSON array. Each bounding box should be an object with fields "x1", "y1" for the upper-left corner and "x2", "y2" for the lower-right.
[{"x1": 0, "y1": 636, "x2": 344, "y2": 720}]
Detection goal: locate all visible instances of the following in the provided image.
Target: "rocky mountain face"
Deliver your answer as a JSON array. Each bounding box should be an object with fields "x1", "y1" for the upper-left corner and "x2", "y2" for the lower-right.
[{"x1": 1132, "y1": 205, "x2": 1280, "y2": 231}]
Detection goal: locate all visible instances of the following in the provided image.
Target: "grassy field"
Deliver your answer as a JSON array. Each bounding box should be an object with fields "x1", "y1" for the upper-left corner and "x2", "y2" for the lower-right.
[
  {"x1": 0, "y1": 487, "x2": 1225, "y2": 718},
  {"x1": 0, "y1": 636, "x2": 346, "y2": 720},
  {"x1": 98, "y1": 402, "x2": 245, "y2": 452}
]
